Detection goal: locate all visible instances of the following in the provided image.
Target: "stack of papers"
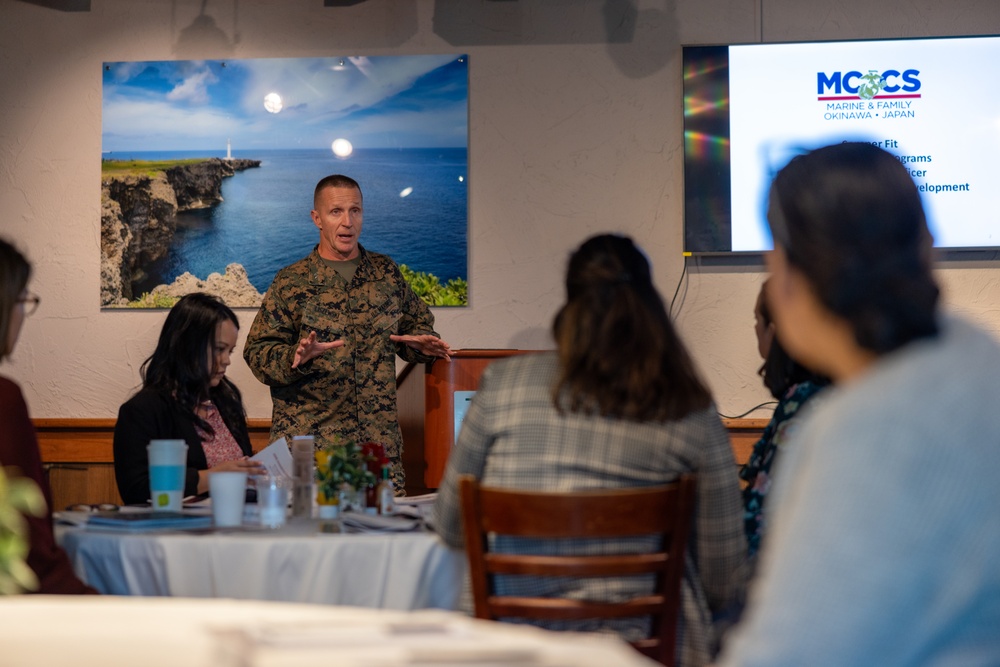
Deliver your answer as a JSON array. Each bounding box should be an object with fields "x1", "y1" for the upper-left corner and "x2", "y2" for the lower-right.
[
  {"x1": 86, "y1": 511, "x2": 213, "y2": 532},
  {"x1": 394, "y1": 493, "x2": 437, "y2": 523},
  {"x1": 395, "y1": 493, "x2": 437, "y2": 505}
]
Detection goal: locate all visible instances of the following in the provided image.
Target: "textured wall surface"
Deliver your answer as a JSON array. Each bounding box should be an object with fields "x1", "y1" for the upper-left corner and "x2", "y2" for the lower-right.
[{"x1": 1, "y1": 0, "x2": 999, "y2": 421}]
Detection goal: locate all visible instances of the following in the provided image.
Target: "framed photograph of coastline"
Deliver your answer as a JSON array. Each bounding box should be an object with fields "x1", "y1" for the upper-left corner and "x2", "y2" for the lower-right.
[{"x1": 100, "y1": 54, "x2": 468, "y2": 309}]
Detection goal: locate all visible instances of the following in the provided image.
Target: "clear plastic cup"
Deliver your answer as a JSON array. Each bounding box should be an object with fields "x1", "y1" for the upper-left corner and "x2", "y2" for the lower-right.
[{"x1": 255, "y1": 474, "x2": 292, "y2": 528}]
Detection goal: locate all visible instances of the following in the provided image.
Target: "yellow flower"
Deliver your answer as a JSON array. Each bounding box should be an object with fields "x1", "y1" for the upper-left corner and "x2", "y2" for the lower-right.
[{"x1": 314, "y1": 449, "x2": 332, "y2": 470}]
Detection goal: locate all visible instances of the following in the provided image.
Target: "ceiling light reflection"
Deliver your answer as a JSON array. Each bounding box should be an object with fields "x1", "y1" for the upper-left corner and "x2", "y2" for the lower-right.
[
  {"x1": 263, "y1": 92, "x2": 283, "y2": 114},
  {"x1": 331, "y1": 138, "x2": 353, "y2": 158}
]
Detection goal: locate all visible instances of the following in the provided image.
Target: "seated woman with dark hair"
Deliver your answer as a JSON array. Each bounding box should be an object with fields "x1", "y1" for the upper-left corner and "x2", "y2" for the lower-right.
[
  {"x1": 0, "y1": 237, "x2": 96, "y2": 594},
  {"x1": 718, "y1": 142, "x2": 1000, "y2": 665},
  {"x1": 435, "y1": 234, "x2": 746, "y2": 667},
  {"x1": 740, "y1": 280, "x2": 829, "y2": 558},
  {"x1": 114, "y1": 292, "x2": 264, "y2": 505}
]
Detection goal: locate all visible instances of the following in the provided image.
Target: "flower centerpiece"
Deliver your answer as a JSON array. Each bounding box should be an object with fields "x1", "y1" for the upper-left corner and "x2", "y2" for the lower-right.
[
  {"x1": 359, "y1": 442, "x2": 388, "y2": 479},
  {"x1": 314, "y1": 438, "x2": 378, "y2": 518}
]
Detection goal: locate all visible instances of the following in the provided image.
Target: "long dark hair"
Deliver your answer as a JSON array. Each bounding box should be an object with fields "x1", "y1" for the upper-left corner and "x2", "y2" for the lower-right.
[
  {"x1": 552, "y1": 234, "x2": 712, "y2": 421},
  {"x1": 756, "y1": 282, "x2": 830, "y2": 399},
  {"x1": 140, "y1": 293, "x2": 248, "y2": 440},
  {"x1": 0, "y1": 238, "x2": 31, "y2": 361},
  {"x1": 769, "y1": 142, "x2": 939, "y2": 354}
]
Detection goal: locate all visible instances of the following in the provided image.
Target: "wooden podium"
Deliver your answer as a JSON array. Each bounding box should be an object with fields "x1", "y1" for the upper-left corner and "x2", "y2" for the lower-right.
[{"x1": 397, "y1": 349, "x2": 540, "y2": 495}]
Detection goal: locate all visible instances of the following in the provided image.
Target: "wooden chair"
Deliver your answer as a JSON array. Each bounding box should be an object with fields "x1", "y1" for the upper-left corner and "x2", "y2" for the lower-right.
[{"x1": 458, "y1": 474, "x2": 697, "y2": 666}]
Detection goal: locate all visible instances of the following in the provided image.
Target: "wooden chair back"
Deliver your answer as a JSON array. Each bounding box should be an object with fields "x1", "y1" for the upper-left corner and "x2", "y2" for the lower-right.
[{"x1": 458, "y1": 474, "x2": 697, "y2": 666}]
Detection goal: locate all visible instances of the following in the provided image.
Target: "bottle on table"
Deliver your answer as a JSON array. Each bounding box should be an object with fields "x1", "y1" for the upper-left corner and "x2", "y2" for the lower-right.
[
  {"x1": 291, "y1": 435, "x2": 315, "y2": 518},
  {"x1": 364, "y1": 476, "x2": 377, "y2": 515},
  {"x1": 377, "y1": 464, "x2": 395, "y2": 516}
]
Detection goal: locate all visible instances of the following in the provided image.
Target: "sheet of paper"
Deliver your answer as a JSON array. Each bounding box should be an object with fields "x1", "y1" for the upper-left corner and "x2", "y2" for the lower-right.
[
  {"x1": 393, "y1": 493, "x2": 437, "y2": 522},
  {"x1": 251, "y1": 437, "x2": 295, "y2": 478},
  {"x1": 394, "y1": 493, "x2": 437, "y2": 506}
]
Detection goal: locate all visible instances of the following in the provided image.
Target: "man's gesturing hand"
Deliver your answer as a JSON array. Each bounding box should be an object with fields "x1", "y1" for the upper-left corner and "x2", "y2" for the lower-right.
[
  {"x1": 390, "y1": 334, "x2": 453, "y2": 361},
  {"x1": 292, "y1": 330, "x2": 345, "y2": 369}
]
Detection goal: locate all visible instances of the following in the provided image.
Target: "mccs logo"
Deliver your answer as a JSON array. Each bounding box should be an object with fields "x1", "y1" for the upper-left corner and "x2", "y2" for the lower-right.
[{"x1": 817, "y1": 69, "x2": 921, "y2": 99}]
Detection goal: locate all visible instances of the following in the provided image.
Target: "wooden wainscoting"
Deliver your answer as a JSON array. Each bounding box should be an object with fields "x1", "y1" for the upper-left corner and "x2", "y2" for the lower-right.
[
  {"x1": 33, "y1": 418, "x2": 766, "y2": 509},
  {"x1": 35, "y1": 418, "x2": 273, "y2": 511},
  {"x1": 722, "y1": 418, "x2": 768, "y2": 468}
]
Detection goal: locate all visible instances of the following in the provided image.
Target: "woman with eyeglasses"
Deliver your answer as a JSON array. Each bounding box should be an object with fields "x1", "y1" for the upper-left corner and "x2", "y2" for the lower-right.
[
  {"x1": 0, "y1": 237, "x2": 96, "y2": 594},
  {"x1": 113, "y1": 292, "x2": 264, "y2": 505}
]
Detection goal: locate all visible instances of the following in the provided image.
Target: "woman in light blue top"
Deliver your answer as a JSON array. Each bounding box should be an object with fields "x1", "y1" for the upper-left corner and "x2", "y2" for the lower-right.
[{"x1": 719, "y1": 142, "x2": 1000, "y2": 666}]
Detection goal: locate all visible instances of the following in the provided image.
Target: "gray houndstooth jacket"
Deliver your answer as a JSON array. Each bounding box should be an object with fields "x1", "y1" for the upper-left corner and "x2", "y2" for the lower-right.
[{"x1": 434, "y1": 352, "x2": 747, "y2": 667}]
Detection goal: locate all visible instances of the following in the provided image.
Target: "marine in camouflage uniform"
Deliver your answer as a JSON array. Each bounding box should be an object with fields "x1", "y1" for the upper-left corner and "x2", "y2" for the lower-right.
[{"x1": 243, "y1": 243, "x2": 439, "y2": 491}]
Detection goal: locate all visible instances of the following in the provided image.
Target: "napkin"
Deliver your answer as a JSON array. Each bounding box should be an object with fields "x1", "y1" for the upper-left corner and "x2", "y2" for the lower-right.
[{"x1": 339, "y1": 512, "x2": 422, "y2": 533}]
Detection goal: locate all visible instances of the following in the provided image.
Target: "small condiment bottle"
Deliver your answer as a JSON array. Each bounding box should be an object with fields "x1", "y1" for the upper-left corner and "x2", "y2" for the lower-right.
[{"x1": 377, "y1": 464, "x2": 395, "y2": 515}]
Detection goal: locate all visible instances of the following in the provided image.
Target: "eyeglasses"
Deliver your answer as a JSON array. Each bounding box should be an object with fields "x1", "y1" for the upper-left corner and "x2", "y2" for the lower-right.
[{"x1": 17, "y1": 293, "x2": 40, "y2": 316}]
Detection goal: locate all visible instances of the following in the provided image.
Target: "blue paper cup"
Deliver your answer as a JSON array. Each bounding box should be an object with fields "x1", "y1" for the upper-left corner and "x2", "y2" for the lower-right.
[{"x1": 147, "y1": 439, "x2": 188, "y2": 511}]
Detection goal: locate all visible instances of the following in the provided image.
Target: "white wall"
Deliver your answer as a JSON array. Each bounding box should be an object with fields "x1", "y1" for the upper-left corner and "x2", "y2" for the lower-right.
[{"x1": 2, "y1": 0, "x2": 999, "y2": 422}]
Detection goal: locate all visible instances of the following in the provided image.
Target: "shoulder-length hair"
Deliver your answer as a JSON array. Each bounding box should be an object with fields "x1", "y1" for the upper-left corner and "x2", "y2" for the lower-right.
[
  {"x1": 141, "y1": 292, "x2": 247, "y2": 439},
  {"x1": 769, "y1": 142, "x2": 939, "y2": 354},
  {"x1": 756, "y1": 282, "x2": 830, "y2": 398},
  {"x1": 552, "y1": 234, "x2": 712, "y2": 421},
  {"x1": 0, "y1": 238, "x2": 31, "y2": 361}
]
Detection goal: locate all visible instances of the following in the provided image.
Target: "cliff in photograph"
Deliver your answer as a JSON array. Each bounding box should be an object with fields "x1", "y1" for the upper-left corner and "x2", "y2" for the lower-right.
[{"x1": 100, "y1": 158, "x2": 261, "y2": 307}]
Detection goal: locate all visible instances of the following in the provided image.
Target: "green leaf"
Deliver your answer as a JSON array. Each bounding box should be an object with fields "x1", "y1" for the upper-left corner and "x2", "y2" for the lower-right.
[
  {"x1": 399, "y1": 264, "x2": 468, "y2": 306},
  {"x1": 0, "y1": 467, "x2": 42, "y2": 594}
]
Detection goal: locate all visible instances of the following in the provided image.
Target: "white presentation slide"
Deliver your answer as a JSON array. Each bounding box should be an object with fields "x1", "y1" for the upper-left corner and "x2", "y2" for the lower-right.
[{"x1": 727, "y1": 36, "x2": 1000, "y2": 251}]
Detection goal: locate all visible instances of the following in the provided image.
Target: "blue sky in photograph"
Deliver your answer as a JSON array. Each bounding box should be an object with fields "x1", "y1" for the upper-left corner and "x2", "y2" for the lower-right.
[{"x1": 102, "y1": 54, "x2": 468, "y2": 152}]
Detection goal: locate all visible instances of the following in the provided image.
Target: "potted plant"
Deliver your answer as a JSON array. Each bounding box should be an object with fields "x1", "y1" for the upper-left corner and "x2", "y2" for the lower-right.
[{"x1": 314, "y1": 438, "x2": 378, "y2": 518}]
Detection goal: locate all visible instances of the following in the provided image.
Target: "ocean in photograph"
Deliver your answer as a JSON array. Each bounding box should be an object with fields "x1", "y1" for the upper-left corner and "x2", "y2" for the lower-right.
[{"x1": 119, "y1": 147, "x2": 468, "y2": 297}]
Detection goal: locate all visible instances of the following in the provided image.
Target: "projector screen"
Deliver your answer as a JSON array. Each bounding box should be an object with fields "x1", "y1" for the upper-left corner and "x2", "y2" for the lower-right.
[{"x1": 682, "y1": 35, "x2": 1000, "y2": 254}]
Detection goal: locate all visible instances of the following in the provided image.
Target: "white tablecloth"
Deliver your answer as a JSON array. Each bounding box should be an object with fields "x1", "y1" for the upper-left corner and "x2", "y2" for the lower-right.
[
  {"x1": 59, "y1": 518, "x2": 465, "y2": 610},
  {"x1": 0, "y1": 596, "x2": 658, "y2": 667}
]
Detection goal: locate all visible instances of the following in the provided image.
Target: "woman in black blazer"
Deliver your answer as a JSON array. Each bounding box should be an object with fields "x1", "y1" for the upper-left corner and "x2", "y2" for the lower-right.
[{"x1": 114, "y1": 293, "x2": 264, "y2": 505}]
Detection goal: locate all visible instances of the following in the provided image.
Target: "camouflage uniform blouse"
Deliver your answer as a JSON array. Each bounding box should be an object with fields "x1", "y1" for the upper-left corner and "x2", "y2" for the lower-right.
[{"x1": 244, "y1": 244, "x2": 438, "y2": 490}]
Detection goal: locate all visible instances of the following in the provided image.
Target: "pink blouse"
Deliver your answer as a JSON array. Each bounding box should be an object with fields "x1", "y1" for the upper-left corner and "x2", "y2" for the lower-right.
[{"x1": 196, "y1": 402, "x2": 244, "y2": 467}]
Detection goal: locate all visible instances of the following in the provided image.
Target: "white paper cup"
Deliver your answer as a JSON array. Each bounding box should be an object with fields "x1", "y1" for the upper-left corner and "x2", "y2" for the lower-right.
[
  {"x1": 255, "y1": 475, "x2": 292, "y2": 528},
  {"x1": 147, "y1": 439, "x2": 189, "y2": 512},
  {"x1": 210, "y1": 471, "x2": 248, "y2": 527}
]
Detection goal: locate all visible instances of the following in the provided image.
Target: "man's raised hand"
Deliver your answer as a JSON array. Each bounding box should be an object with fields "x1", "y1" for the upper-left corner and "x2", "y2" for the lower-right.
[{"x1": 292, "y1": 330, "x2": 345, "y2": 368}]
